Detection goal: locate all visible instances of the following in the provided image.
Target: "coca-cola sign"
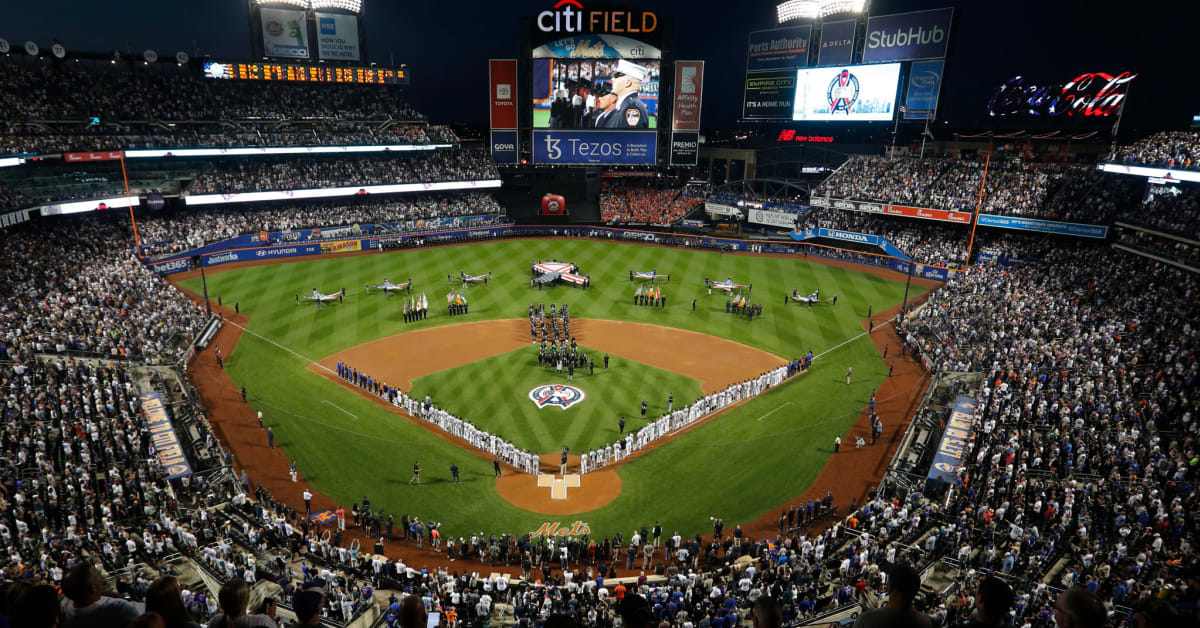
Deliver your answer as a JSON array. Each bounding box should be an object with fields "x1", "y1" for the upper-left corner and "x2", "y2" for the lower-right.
[{"x1": 987, "y1": 71, "x2": 1137, "y2": 118}]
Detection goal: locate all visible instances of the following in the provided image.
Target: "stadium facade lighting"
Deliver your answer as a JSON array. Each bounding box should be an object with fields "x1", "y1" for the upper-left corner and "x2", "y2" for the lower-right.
[
  {"x1": 311, "y1": 0, "x2": 363, "y2": 12},
  {"x1": 255, "y1": 0, "x2": 363, "y2": 12},
  {"x1": 776, "y1": 0, "x2": 866, "y2": 23}
]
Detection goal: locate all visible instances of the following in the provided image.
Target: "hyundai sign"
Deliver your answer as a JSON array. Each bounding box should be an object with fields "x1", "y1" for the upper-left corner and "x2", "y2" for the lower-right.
[
  {"x1": 491, "y1": 130, "x2": 518, "y2": 164},
  {"x1": 532, "y1": 130, "x2": 656, "y2": 165},
  {"x1": 863, "y1": 7, "x2": 953, "y2": 64}
]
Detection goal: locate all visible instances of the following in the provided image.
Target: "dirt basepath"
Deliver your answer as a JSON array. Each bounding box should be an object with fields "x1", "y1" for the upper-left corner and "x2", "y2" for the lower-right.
[
  {"x1": 174, "y1": 239, "x2": 939, "y2": 573},
  {"x1": 737, "y1": 293, "x2": 934, "y2": 542},
  {"x1": 312, "y1": 318, "x2": 784, "y2": 396},
  {"x1": 310, "y1": 317, "x2": 785, "y2": 512}
]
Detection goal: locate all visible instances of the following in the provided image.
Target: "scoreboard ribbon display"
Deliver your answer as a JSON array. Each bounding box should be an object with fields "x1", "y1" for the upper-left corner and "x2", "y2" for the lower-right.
[{"x1": 203, "y1": 61, "x2": 409, "y2": 85}]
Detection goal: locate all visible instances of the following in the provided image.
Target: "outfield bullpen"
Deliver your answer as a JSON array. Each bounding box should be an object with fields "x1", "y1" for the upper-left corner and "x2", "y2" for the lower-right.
[{"x1": 176, "y1": 238, "x2": 934, "y2": 552}]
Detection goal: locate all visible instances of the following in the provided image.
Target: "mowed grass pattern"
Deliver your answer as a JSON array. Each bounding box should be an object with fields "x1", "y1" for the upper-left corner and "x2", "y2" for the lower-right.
[
  {"x1": 410, "y1": 345, "x2": 704, "y2": 453},
  {"x1": 180, "y1": 239, "x2": 927, "y2": 537}
]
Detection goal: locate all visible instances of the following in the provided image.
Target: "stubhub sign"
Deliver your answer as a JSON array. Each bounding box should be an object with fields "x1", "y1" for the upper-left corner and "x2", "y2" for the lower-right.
[
  {"x1": 533, "y1": 130, "x2": 656, "y2": 166},
  {"x1": 863, "y1": 7, "x2": 953, "y2": 63}
]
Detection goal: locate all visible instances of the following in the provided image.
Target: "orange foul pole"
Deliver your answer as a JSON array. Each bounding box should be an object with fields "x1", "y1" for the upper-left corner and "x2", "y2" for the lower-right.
[
  {"x1": 963, "y1": 142, "x2": 992, "y2": 272},
  {"x1": 119, "y1": 153, "x2": 141, "y2": 256}
]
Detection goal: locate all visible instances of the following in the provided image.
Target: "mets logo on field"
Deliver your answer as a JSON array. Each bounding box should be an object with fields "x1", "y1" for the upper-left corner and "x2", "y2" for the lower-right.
[
  {"x1": 827, "y1": 69, "x2": 860, "y2": 115},
  {"x1": 529, "y1": 385, "x2": 586, "y2": 410}
]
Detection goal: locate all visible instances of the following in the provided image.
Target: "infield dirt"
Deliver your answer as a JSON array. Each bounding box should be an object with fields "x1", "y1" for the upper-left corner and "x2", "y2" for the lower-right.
[{"x1": 175, "y1": 249, "x2": 934, "y2": 573}]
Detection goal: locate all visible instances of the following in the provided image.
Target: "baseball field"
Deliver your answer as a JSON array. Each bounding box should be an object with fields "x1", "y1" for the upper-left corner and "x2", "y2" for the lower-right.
[{"x1": 178, "y1": 238, "x2": 927, "y2": 539}]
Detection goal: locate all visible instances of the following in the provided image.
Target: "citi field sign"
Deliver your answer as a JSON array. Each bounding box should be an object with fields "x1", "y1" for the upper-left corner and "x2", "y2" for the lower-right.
[{"x1": 537, "y1": 0, "x2": 657, "y2": 35}]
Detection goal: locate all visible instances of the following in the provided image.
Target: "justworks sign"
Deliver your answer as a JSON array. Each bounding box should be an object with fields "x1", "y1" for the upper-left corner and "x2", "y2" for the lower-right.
[{"x1": 537, "y1": 0, "x2": 657, "y2": 35}]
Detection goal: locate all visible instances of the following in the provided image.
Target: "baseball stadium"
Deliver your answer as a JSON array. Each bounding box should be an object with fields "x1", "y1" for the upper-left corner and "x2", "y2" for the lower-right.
[{"x1": 0, "y1": 1, "x2": 1196, "y2": 628}]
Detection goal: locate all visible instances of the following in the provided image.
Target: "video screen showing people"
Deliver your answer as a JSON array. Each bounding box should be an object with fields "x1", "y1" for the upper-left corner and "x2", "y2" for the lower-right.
[{"x1": 533, "y1": 58, "x2": 659, "y2": 130}]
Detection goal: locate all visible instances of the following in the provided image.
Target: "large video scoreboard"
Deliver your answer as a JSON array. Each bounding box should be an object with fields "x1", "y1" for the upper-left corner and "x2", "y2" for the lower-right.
[{"x1": 202, "y1": 61, "x2": 408, "y2": 85}]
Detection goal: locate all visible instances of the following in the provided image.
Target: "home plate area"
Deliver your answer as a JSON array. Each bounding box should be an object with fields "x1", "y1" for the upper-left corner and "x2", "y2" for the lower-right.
[{"x1": 537, "y1": 473, "x2": 581, "y2": 499}]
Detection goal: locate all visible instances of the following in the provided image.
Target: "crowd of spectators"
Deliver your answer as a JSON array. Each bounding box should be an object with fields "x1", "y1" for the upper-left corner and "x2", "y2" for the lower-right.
[
  {"x1": 136, "y1": 193, "x2": 506, "y2": 257},
  {"x1": 0, "y1": 62, "x2": 461, "y2": 157},
  {"x1": 601, "y1": 183, "x2": 698, "y2": 225},
  {"x1": 1114, "y1": 227, "x2": 1200, "y2": 268},
  {"x1": 1112, "y1": 131, "x2": 1200, "y2": 171},
  {"x1": 816, "y1": 155, "x2": 1140, "y2": 222},
  {"x1": 1118, "y1": 185, "x2": 1199, "y2": 241},
  {"x1": 186, "y1": 150, "x2": 498, "y2": 195},
  {"x1": 0, "y1": 218, "x2": 208, "y2": 362},
  {"x1": 3, "y1": 189, "x2": 1199, "y2": 627},
  {"x1": 812, "y1": 211, "x2": 970, "y2": 268},
  {"x1": 0, "y1": 63, "x2": 426, "y2": 123},
  {"x1": 897, "y1": 243, "x2": 1199, "y2": 622},
  {"x1": 1, "y1": 121, "x2": 458, "y2": 157}
]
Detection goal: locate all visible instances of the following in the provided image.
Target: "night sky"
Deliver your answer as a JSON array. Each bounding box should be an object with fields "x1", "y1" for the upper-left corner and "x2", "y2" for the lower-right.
[{"x1": 3, "y1": 1, "x2": 1190, "y2": 135}]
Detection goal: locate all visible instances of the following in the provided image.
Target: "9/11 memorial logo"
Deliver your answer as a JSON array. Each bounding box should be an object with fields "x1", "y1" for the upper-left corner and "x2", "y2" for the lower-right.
[
  {"x1": 529, "y1": 385, "x2": 586, "y2": 410},
  {"x1": 827, "y1": 69, "x2": 860, "y2": 115}
]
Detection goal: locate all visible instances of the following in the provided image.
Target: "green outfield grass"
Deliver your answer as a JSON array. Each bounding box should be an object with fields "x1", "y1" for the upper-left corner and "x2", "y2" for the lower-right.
[
  {"x1": 410, "y1": 345, "x2": 704, "y2": 453},
  {"x1": 179, "y1": 239, "x2": 926, "y2": 537},
  {"x1": 533, "y1": 108, "x2": 658, "y2": 129}
]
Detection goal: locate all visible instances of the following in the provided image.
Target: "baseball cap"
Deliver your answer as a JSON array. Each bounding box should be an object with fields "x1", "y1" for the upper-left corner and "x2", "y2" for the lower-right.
[{"x1": 613, "y1": 59, "x2": 648, "y2": 82}]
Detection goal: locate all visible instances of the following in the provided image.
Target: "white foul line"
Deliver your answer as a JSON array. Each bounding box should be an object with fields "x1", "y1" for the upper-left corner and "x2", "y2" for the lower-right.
[
  {"x1": 814, "y1": 321, "x2": 893, "y2": 360},
  {"x1": 223, "y1": 319, "x2": 334, "y2": 374},
  {"x1": 322, "y1": 400, "x2": 358, "y2": 421},
  {"x1": 756, "y1": 401, "x2": 792, "y2": 422}
]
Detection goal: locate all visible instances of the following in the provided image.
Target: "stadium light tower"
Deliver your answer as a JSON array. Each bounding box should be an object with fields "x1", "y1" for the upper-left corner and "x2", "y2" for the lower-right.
[
  {"x1": 776, "y1": 0, "x2": 866, "y2": 23},
  {"x1": 254, "y1": 0, "x2": 363, "y2": 13}
]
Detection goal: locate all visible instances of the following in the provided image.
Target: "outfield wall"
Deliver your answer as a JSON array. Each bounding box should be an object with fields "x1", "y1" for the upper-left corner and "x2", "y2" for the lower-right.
[{"x1": 144, "y1": 223, "x2": 960, "y2": 281}]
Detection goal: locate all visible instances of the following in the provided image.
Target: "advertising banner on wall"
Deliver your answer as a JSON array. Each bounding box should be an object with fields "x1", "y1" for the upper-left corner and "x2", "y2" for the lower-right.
[
  {"x1": 742, "y1": 69, "x2": 797, "y2": 120},
  {"x1": 491, "y1": 130, "x2": 518, "y2": 164},
  {"x1": 139, "y1": 392, "x2": 194, "y2": 479},
  {"x1": 489, "y1": 59, "x2": 518, "y2": 129},
  {"x1": 670, "y1": 132, "x2": 699, "y2": 166},
  {"x1": 904, "y1": 59, "x2": 944, "y2": 120},
  {"x1": 817, "y1": 19, "x2": 855, "y2": 67},
  {"x1": 976, "y1": 214, "x2": 1109, "y2": 238},
  {"x1": 532, "y1": 130, "x2": 656, "y2": 165},
  {"x1": 925, "y1": 395, "x2": 978, "y2": 494},
  {"x1": 862, "y1": 7, "x2": 953, "y2": 63},
  {"x1": 260, "y1": 7, "x2": 310, "y2": 59},
  {"x1": 747, "y1": 208, "x2": 800, "y2": 229},
  {"x1": 672, "y1": 61, "x2": 704, "y2": 131},
  {"x1": 746, "y1": 26, "x2": 811, "y2": 72},
  {"x1": 315, "y1": 13, "x2": 360, "y2": 61}
]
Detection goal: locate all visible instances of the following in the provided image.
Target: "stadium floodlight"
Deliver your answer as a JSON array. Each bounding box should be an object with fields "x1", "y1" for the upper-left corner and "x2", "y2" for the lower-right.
[
  {"x1": 311, "y1": 0, "x2": 363, "y2": 12},
  {"x1": 776, "y1": 0, "x2": 866, "y2": 23},
  {"x1": 256, "y1": 0, "x2": 309, "y2": 7}
]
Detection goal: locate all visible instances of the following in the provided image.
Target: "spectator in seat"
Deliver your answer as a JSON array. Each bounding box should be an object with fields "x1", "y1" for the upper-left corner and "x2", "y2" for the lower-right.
[
  {"x1": 963, "y1": 577, "x2": 1012, "y2": 628},
  {"x1": 851, "y1": 563, "x2": 931, "y2": 628},
  {"x1": 1051, "y1": 588, "x2": 1106, "y2": 628},
  {"x1": 145, "y1": 577, "x2": 202, "y2": 628},
  {"x1": 60, "y1": 564, "x2": 143, "y2": 628},
  {"x1": 206, "y1": 579, "x2": 274, "y2": 628}
]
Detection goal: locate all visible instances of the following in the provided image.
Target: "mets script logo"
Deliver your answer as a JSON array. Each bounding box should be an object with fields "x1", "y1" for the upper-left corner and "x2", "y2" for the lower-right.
[
  {"x1": 827, "y1": 69, "x2": 860, "y2": 115},
  {"x1": 529, "y1": 385, "x2": 585, "y2": 410},
  {"x1": 933, "y1": 462, "x2": 957, "y2": 474},
  {"x1": 310, "y1": 510, "x2": 337, "y2": 524}
]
